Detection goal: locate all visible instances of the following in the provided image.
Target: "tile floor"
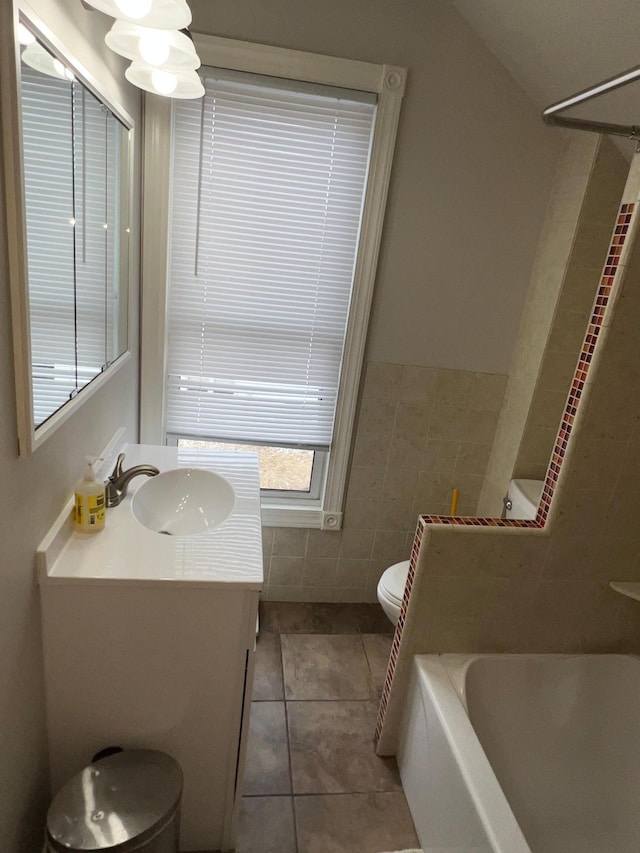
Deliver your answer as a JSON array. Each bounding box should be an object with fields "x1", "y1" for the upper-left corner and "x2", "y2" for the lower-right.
[{"x1": 235, "y1": 602, "x2": 419, "y2": 853}]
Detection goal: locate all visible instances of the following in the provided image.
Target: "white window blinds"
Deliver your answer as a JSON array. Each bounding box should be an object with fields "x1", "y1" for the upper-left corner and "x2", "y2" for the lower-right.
[
  {"x1": 21, "y1": 66, "x2": 122, "y2": 427},
  {"x1": 21, "y1": 67, "x2": 76, "y2": 424},
  {"x1": 73, "y1": 86, "x2": 120, "y2": 379},
  {"x1": 166, "y1": 69, "x2": 376, "y2": 449}
]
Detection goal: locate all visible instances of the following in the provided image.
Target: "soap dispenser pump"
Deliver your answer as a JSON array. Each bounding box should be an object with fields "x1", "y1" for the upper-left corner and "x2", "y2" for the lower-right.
[{"x1": 74, "y1": 456, "x2": 106, "y2": 533}]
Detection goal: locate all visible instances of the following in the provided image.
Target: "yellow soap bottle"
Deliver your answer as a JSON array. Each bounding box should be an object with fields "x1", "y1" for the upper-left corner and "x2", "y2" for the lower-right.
[{"x1": 74, "y1": 456, "x2": 106, "y2": 534}]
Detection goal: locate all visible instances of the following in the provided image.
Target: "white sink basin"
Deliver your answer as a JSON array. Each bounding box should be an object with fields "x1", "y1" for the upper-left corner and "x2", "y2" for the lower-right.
[{"x1": 131, "y1": 468, "x2": 235, "y2": 535}]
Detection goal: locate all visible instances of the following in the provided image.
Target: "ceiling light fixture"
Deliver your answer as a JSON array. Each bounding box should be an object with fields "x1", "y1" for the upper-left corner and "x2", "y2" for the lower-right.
[
  {"x1": 18, "y1": 22, "x2": 36, "y2": 45},
  {"x1": 105, "y1": 21, "x2": 200, "y2": 69},
  {"x1": 139, "y1": 30, "x2": 171, "y2": 65},
  {"x1": 150, "y1": 68, "x2": 177, "y2": 95},
  {"x1": 125, "y1": 61, "x2": 204, "y2": 98},
  {"x1": 115, "y1": 0, "x2": 152, "y2": 18},
  {"x1": 85, "y1": 0, "x2": 203, "y2": 99},
  {"x1": 83, "y1": 0, "x2": 191, "y2": 29},
  {"x1": 22, "y1": 42, "x2": 75, "y2": 80}
]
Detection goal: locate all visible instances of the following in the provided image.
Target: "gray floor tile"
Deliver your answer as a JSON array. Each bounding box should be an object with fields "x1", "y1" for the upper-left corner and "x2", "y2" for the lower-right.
[
  {"x1": 243, "y1": 702, "x2": 291, "y2": 795},
  {"x1": 353, "y1": 603, "x2": 395, "y2": 634},
  {"x1": 281, "y1": 634, "x2": 371, "y2": 700},
  {"x1": 362, "y1": 634, "x2": 393, "y2": 695},
  {"x1": 253, "y1": 633, "x2": 284, "y2": 701},
  {"x1": 236, "y1": 796, "x2": 296, "y2": 853},
  {"x1": 259, "y1": 601, "x2": 280, "y2": 633},
  {"x1": 288, "y1": 701, "x2": 401, "y2": 794},
  {"x1": 277, "y1": 602, "x2": 360, "y2": 634},
  {"x1": 294, "y1": 792, "x2": 419, "y2": 853}
]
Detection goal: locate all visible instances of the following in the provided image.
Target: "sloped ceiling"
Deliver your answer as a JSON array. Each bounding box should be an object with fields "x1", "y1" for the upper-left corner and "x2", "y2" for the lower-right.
[{"x1": 450, "y1": 0, "x2": 640, "y2": 138}]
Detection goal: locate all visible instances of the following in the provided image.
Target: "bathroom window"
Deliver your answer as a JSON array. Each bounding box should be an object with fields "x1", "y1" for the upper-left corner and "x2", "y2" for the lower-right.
[
  {"x1": 140, "y1": 35, "x2": 406, "y2": 527},
  {"x1": 166, "y1": 69, "x2": 374, "y2": 507},
  {"x1": 174, "y1": 438, "x2": 321, "y2": 496}
]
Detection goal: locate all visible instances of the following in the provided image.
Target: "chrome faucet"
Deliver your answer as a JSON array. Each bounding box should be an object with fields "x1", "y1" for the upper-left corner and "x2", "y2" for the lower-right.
[{"x1": 105, "y1": 452, "x2": 160, "y2": 508}]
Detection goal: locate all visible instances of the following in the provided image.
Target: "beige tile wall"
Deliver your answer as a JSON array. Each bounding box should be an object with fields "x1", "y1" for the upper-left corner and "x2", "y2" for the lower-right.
[
  {"x1": 515, "y1": 137, "x2": 629, "y2": 480},
  {"x1": 478, "y1": 135, "x2": 626, "y2": 514},
  {"x1": 262, "y1": 363, "x2": 507, "y2": 602},
  {"x1": 377, "y1": 155, "x2": 640, "y2": 755}
]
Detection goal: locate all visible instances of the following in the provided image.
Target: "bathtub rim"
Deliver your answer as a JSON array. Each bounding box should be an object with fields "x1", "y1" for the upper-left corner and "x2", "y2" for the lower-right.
[
  {"x1": 435, "y1": 652, "x2": 640, "y2": 713},
  {"x1": 410, "y1": 654, "x2": 533, "y2": 853}
]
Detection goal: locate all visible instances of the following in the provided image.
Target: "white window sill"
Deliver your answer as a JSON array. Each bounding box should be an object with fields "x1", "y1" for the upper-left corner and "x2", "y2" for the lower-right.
[{"x1": 261, "y1": 502, "x2": 342, "y2": 530}]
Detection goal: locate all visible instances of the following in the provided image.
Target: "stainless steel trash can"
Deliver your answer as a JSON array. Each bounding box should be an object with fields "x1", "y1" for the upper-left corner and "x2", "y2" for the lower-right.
[{"x1": 45, "y1": 749, "x2": 183, "y2": 852}]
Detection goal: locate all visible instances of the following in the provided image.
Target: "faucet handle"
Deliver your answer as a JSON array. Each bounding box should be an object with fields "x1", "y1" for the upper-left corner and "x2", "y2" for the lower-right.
[{"x1": 110, "y1": 452, "x2": 126, "y2": 481}]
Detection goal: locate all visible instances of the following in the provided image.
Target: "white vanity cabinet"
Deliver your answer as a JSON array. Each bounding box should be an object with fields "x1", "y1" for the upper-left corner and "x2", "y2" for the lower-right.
[{"x1": 38, "y1": 445, "x2": 263, "y2": 852}]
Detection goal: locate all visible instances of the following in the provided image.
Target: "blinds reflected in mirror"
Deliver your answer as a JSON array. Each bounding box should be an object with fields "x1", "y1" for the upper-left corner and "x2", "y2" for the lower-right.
[
  {"x1": 20, "y1": 50, "x2": 127, "y2": 427},
  {"x1": 21, "y1": 66, "x2": 76, "y2": 422}
]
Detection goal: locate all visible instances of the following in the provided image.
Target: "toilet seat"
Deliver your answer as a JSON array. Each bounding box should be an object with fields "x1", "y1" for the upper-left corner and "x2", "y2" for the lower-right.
[
  {"x1": 379, "y1": 560, "x2": 410, "y2": 604},
  {"x1": 377, "y1": 560, "x2": 410, "y2": 625}
]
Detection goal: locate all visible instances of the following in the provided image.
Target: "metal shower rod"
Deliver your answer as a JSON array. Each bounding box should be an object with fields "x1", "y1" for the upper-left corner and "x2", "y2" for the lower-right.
[{"x1": 542, "y1": 64, "x2": 640, "y2": 143}]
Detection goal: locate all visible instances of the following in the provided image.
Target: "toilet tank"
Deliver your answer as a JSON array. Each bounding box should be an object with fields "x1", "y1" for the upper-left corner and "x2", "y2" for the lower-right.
[{"x1": 505, "y1": 479, "x2": 544, "y2": 520}]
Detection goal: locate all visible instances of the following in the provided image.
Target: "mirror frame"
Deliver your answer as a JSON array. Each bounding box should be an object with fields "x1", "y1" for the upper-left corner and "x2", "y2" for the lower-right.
[{"x1": 0, "y1": 0, "x2": 135, "y2": 456}]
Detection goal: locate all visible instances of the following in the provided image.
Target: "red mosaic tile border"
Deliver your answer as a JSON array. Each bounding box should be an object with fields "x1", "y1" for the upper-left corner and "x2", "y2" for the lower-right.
[
  {"x1": 375, "y1": 518, "x2": 423, "y2": 742},
  {"x1": 419, "y1": 515, "x2": 537, "y2": 527},
  {"x1": 537, "y1": 201, "x2": 634, "y2": 525},
  {"x1": 374, "y1": 201, "x2": 636, "y2": 744}
]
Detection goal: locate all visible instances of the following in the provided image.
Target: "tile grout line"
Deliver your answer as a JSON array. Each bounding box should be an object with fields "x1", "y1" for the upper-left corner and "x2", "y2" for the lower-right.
[
  {"x1": 292, "y1": 789, "x2": 405, "y2": 798},
  {"x1": 359, "y1": 632, "x2": 376, "y2": 702},
  {"x1": 278, "y1": 611, "x2": 300, "y2": 853},
  {"x1": 248, "y1": 605, "x2": 413, "y2": 850},
  {"x1": 284, "y1": 627, "x2": 391, "y2": 847}
]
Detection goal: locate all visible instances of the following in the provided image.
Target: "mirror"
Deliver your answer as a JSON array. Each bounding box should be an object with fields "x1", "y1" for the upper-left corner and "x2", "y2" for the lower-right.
[{"x1": 1, "y1": 11, "x2": 133, "y2": 455}]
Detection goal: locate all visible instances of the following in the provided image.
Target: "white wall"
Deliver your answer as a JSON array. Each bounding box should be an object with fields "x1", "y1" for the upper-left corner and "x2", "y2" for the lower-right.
[
  {"x1": 450, "y1": 0, "x2": 640, "y2": 127},
  {"x1": 0, "y1": 2, "x2": 140, "y2": 848},
  {"x1": 190, "y1": 0, "x2": 562, "y2": 375}
]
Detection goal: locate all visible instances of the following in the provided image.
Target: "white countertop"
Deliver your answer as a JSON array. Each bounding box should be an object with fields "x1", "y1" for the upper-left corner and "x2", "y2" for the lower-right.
[{"x1": 38, "y1": 444, "x2": 263, "y2": 588}]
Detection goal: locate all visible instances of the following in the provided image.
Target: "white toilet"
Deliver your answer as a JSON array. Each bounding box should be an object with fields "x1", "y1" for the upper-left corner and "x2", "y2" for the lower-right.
[
  {"x1": 502, "y1": 477, "x2": 544, "y2": 520},
  {"x1": 376, "y1": 478, "x2": 545, "y2": 626},
  {"x1": 376, "y1": 560, "x2": 411, "y2": 626}
]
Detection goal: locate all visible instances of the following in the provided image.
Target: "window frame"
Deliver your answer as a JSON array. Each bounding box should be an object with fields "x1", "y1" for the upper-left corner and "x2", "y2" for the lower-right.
[
  {"x1": 167, "y1": 433, "x2": 327, "y2": 503},
  {"x1": 140, "y1": 33, "x2": 406, "y2": 529}
]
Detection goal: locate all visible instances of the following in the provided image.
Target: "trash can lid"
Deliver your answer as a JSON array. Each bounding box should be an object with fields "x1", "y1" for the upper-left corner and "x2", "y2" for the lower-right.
[{"x1": 46, "y1": 749, "x2": 183, "y2": 852}]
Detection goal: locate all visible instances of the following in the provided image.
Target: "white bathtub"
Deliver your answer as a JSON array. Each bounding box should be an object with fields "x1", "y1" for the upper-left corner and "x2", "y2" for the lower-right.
[{"x1": 397, "y1": 654, "x2": 640, "y2": 853}]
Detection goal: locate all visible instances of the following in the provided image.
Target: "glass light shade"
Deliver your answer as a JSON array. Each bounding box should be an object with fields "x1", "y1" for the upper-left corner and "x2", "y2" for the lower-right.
[
  {"x1": 115, "y1": 0, "x2": 152, "y2": 18},
  {"x1": 150, "y1": 68, "x2": 177, "y2": 95},
  {"x1": 139, "y1": 31, "x2": 171, "y2": 65},
  {"x1": 83, "y1": 0, "x2": 191, "y2": 29},
  {"x1": 125, "y1": 61, "x2": 204, "y2": 99},
  {"x1": 18, "y1": 22, "x2": 36, "y2": 45},
  {"x1": 105, "y1": 20, "x2": 200, "y2": 69},
  {"x1": 21, "y1": 43, "x2": 75, "y2": 80}
]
